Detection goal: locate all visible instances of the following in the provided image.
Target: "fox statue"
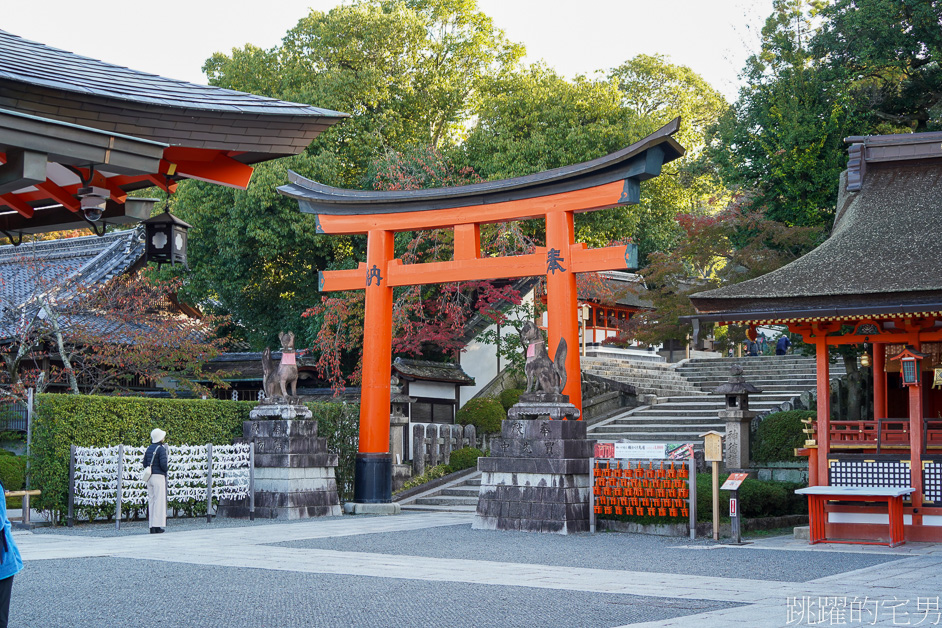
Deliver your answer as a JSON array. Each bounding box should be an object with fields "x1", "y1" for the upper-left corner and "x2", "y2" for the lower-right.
[
  {"x1": 262, "y1": 331, "x2": 299, "y2": 400},
  {"x1": 519, "y1": 321, "x2": 567, "y2": 395}
]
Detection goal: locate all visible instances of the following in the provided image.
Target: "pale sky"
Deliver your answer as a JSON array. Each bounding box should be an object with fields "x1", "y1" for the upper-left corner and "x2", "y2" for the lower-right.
[{"x1": 4, "y1": 0, "x2": 773, "y2": 101}]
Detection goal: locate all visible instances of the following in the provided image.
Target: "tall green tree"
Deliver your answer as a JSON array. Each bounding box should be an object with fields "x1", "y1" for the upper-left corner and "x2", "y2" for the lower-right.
[
  {"x1": 205, "y1": 0, "x2": 523, "y2": 187},
  {"x1": 178, "y1": 0, "x2": 523, "y2": 350},
  {"x1": 460, "y1": 56, "x2": 728, "y2": 260},
  {"x1": 706, "y1": 0, "x2": 872, "y2": 229},
  {"x1": 812, "y1": 0, "x2": 942, "y2": 131}
]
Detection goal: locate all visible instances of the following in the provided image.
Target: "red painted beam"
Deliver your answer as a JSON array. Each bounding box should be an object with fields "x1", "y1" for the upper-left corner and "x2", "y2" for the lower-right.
[
  {"x1": 313, "y1": 182, "x2": 627, "y2": 235},
  {"x1": 35, "y1": 181, "x2": 80, "y2": 212},
  {"x1": 0, "y1": 194, "x2": 34, "y2": 218},
  {"x1": 171, "y1": 154, "x2": 254, "y2": 189}
]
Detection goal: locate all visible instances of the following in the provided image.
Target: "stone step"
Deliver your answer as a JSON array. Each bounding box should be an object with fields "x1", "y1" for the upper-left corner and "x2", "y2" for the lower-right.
[
  {"x1": 412, "y1": 495, "x2": 480, "y2": 507},
  {"x1": 441, "y1": 486, "x2": 481, "y2": 497},
  {"x1": 592, "y1": 421, "x2": 724, "y2": 430},
  {"x1": 683, "y1": 375, "x2": 818, "y2": 383},
  {"x1": 591, "y1": 424, "x2": 726, "y2": 444},
  {"x1": 401, "y1": 503, "x2": 477, "y2": 513}
]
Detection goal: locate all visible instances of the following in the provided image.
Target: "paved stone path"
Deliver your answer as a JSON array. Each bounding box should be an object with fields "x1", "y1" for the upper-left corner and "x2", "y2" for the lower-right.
[{"x1": 13, "y1": 513, "x2": 942, "y2": 627}]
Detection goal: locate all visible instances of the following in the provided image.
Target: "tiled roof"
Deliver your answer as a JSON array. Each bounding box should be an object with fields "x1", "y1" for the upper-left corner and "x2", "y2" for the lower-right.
[
  {"x1": 392, "y1": 358, "x2": 475, "y2": 385},
  {"x1": 689, "y1": 132, "x2": 942, "y2": 321},
  {"x1": 0, "y1": 30, "x2": 347, "y2": 118},
  {"x1": 0, "y1": 229, "x2": 144, "y2": 307}
]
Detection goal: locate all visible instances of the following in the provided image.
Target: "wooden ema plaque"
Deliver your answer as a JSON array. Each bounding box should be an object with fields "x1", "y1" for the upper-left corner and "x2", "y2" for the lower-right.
[{"x1": 593, "y1": 460, "x2": 691, "y2": 519}]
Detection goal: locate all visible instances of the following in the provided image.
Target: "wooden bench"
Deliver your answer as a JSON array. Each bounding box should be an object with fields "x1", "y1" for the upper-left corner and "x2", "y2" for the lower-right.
[
  {"x1": 4, "y1": 490, "x2": 40, "y2": 526},
  {"x1": 796, "y1": 486, "x2": 914, "y2": 547}
]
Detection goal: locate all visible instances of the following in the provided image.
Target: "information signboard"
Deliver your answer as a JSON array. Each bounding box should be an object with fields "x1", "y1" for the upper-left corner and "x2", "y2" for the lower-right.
[
  {"x1": 721, "y1": 472, "x2": 749, "y2": 491},
  {"x1": 593, "y1": 442, "x2": 693, "y2": 460}
]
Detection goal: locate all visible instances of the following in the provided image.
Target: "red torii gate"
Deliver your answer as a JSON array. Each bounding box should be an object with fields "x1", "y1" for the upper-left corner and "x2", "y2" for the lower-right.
[{"x1": 279, "y1": 119, "x2": 684, "y2": 503}]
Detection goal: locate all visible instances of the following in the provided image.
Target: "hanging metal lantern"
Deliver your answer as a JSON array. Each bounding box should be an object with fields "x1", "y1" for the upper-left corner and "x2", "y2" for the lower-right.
[
  {"x1": 142, "y1": 211, "x2": 191, "y2": 267},
  {"x1": 890, "y1": 345, "x2": 927, "y2": 387}
]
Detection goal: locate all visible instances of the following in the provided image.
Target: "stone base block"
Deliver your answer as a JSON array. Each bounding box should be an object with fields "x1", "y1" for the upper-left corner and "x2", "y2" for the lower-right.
[
  {"x1": 474, "y1": 418, "x2": 591, "y2": 535},
  {"x1": 343, "y1": 502, "x2": 401, "y2": 515},
  {"x1": 473, "y1": 466, "x2": 590, "y2": 535},
  {"x1": 221, "y1": 504, "x2": 341, "y2": 519},
  {"x1": 217, "y1": 418, "x2": 342, "y2": 520},
  {"x1": 249, "y1": 404, "x2": 313, "y2": 421}
]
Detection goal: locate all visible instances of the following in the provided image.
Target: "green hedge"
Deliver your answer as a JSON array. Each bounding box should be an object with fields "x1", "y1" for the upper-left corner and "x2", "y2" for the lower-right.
[
  {"x1": 30, "y1": 394, "x2": 255, "y2": 521},
  {"x1": 448, "y1": 447, "x2": 484, "y2": 473},
  {"x1": 753, "y1": 410, "x2": 816, "y2": 463},
  {"x1": 29, "y1": 394, "x2": 363, "y2": 521},
  {"x1": 306, "y1": 402, "x2": 359, "y2": 503},
  {"x1": 498, "y1": 389, "x2": 523, "y2": 412},
  {"x1": 456, "y1": 398, "x2": 505, "y2": 435}
]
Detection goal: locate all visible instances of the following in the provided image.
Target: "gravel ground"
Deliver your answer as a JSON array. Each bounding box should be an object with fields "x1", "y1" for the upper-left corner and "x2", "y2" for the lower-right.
[
  {"x1": 274, "y1": 524, "x2": 903, "y2": 583},
  {"x1": 11, "y1": 557, "x2": 741, "y2": 628}
]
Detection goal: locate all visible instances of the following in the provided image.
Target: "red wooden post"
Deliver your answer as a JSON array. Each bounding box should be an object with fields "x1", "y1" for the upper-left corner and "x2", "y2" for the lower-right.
[
  {"x1": 873, "y1": 342, "x2": 886, "y2": 420},
  {"x1": 356, "y1": 229, "x2": 395, "y2": 502},
  {"x1": 815, "y1": 338, "x2": 830, "y2": 486},
  {"x1": 909, "y1": 366, "x2": 924, "y2": 526},
  {"x1": 545, "y1": 210, "x2": 582, "y2": 416}
]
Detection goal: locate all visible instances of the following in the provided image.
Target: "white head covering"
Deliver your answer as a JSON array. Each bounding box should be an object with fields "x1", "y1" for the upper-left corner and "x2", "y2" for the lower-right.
[{"x1": 150, "y1": 428, "x2": 167, "y2": 443}]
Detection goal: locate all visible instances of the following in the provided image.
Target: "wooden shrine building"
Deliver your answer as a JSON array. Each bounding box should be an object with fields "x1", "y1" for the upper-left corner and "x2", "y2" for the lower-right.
[
  {"x1": 280, "y1": 120, "x2": 685, "y2": 503},
  {"x1": 0, "y1": 29, "x2": 347, "y2": 238},
  {"x1": 688, "y1": 130, "x2": 942, "y2": 543}
]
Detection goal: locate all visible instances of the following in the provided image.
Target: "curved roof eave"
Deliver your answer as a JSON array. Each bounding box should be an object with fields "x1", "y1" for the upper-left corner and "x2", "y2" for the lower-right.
[
  {"x1": 277, "y1": 118, "x2": 685, "y2": 215},
  {"x1": 0, "y1": 29, "x2": 349, "y2": 119}
]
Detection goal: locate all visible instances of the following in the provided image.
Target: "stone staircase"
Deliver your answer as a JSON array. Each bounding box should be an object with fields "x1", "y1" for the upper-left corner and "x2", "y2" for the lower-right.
[
  {"x1": 397, "y1": 470, "x2": 481, "y2": 513},
  {"x1": 588, "y1": 355, "x2": 843, "y2": 445},
  {"x1": 581, "y1": 356, "x2": 704, "y2": 401}
]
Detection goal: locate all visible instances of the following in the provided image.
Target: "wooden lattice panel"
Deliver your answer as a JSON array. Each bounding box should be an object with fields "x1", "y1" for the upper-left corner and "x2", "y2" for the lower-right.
[
  {"x1": 829, "y1": 459, "x2": 911, "y2": 488},
  {"x1": 923, "y1": 461, "x2": 942, "y2": 504}
]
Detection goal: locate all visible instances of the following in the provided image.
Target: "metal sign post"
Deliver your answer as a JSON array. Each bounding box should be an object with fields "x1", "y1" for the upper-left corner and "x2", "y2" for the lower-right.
[
  {"x1": 115, "y1": 444, "x2": 124, "y2": 531},
  {"x1": 721, "y1": 473, "x2": 749, "y2": 545},
  {"x1": 67, "y1": 444, "x2": 76, "y2": 528},
  {"x1": 205, "y1": 443, "x2": 214, "y2": 523},
  {"x1": 249, "y1": 441, "x2": 255, "y2": 521},
  {"x1": 25, "y1": 389, "x2": 33, "y2": 491}
]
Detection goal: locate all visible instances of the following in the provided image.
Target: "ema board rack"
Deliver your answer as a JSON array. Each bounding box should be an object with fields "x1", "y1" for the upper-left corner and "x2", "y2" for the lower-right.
[{"x1": 590, "y1": 442, "x2": 697, "y2": 539}]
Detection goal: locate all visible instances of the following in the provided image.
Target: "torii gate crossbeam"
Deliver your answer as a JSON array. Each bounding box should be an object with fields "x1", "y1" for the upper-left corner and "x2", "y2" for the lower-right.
[{"x1": 279, "y1": 118, "x2": 685, "y2": 504}]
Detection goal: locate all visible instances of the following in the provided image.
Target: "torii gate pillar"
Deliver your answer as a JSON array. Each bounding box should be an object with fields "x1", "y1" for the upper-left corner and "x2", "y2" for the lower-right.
[
  {"x1": 546, "y1": 210, "x2": 581, "y2": 409},
  {"x1": 355, "y1": 229, "x2": 395, "y2": 502}
]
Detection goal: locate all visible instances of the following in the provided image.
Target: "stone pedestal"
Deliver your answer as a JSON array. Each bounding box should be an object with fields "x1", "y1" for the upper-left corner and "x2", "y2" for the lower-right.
[
  {"x1": 473, "y1": 418, "x2": 592, "y2": 534},
  {"x1": 217, "y1": 408, "x2": 341, "y2": 519},
  {"x1": 720, "y1": 411, "x2": 757, "y2": 470},
  {"x1": 389, "y1": 412, "x2": 409, "y2": 465}
]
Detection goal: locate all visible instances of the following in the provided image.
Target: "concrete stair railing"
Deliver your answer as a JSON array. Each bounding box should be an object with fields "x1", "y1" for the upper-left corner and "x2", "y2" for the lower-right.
[{"x1": 586, "y1": 354, "x2": 844, "y2": 445}]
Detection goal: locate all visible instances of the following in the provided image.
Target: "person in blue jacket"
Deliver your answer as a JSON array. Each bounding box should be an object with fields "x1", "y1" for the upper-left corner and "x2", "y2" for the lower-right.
[{"x1": 0, "y1": 481, "x2": 24, "y2": 628}]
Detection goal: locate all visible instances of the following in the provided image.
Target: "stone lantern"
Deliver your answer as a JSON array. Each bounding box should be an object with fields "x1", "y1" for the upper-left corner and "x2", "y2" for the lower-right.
[
  {"x1": 388, "y1": 375, "x2": 415, "y2": 467},
  {"x1": 713, "y1": 364, "x2": 761, "y2": 470}
]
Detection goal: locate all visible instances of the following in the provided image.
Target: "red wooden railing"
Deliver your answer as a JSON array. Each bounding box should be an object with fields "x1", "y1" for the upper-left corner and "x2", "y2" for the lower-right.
[{"x1": 827, "y1": 418, "x2": 942, "y2": 453}]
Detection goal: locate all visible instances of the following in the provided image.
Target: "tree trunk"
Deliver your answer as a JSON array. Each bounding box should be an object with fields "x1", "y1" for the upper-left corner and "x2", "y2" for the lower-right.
[{"x1": 41, "y1": 301, "x2": 79, "y2": 394}]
